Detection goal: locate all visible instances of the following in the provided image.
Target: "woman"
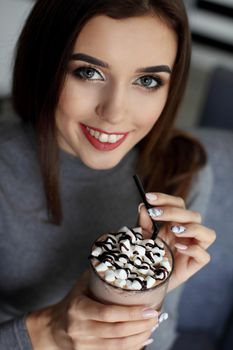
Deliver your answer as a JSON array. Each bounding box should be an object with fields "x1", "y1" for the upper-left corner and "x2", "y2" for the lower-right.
[{"x1": 0, "y1": 0, "x2": 216, "y2": 349}]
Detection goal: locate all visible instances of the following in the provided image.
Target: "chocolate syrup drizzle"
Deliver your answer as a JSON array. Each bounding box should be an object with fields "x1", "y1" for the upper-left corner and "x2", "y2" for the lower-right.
[{"x1": 90, "y1": 228, "x2": 170, "y2": 290}]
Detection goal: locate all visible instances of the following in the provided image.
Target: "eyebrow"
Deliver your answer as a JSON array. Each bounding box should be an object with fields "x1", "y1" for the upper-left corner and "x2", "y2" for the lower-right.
[{"x1": 70, "y1": 53, "x2": 172, "y2": 74}]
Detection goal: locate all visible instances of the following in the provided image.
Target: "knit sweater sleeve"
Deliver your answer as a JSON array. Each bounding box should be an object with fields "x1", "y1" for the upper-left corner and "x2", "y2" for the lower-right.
[
  {"x1": 186, "y1": 162, "x2": 214, "y2": 218},
  {"x1": 0, "y1": 316, "x2": 33, "y2": 349}
]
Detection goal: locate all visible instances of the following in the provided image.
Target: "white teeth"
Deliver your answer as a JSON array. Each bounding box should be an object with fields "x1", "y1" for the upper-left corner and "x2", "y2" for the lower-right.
[
  {"x1": 108, "y1": 135, "x2": 117, "y2": 143},
  {"x1": 99, "y1": 133, "x2": 109, "y2": 143},
  {"x1": 86, "y1": 126, "x2": 124, "y2": 144},
  {"x1": 116, "y1": 135, "x2": 124, "y2": 141},
  {"x1": 94, "y1": 131, "x2": 100, "y2": 139}
]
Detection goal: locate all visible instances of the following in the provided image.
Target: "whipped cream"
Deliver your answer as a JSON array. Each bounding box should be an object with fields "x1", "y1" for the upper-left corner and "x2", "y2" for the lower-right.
[{"x1": 89, "y1": 227, "x2": 172, "y2": 291}]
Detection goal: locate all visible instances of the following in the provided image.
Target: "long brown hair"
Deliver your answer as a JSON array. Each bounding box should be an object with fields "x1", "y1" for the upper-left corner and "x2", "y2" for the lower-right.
[{"x1": 12, "y1": 0, "x2": 206, "y2": 225}]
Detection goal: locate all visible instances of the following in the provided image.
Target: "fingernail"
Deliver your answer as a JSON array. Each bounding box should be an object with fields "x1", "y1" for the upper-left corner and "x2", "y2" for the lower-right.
[
  {"x1": 152, "y1": 324, "x2": 159, "y2": 332},
  {"x1": 158, "y1": 312, "x2": 169, "y2": 324},
  {"x1": 142, "y1": 338, "x2": 154, "y2": 347},
  {"x1": 148, "y1": 208, "x2": 163, "y2": 218},
  {"x1": 142, "y1": 309, "x2": 158, "y2": 319},
  {"x1": 146, "y1": 193, "x2": 158, "y2": 201},
  {"x1": 171, "y1": 225, "x2": 186, "y2": 234},
  {"x1": 138, "y1": 203, "x2": 145, "y2": 213},
  {"x1": 175, "y1": 243, "x2": 188, "y2": 250}
]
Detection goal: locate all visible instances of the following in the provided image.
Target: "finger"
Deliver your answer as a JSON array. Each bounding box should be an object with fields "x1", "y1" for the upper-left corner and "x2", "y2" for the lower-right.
[
  {"x1": 74, "y1": 330, "x2": 152, "y2": 349},
  {"x1": 77, "y1": 295, "x2": 158, "y2": 322},
  {"x1": 74, "y1": 318, "x2": 157, "y2": 338},
  {"x1": 138, "y1": 203, "x2": 153, "y2": 236},
  {"x1": 146, "y1": 192, "x2": 186, "y2": 208},
  {"x1": 175, "y1": 243, "x2": 211, "y2": 275},
  {"x1": 148, "y1": 206, "x2": 202, "y2": 224},
  {"x1": 170, "y1": 223, "x2": 216, "y2": 249}
]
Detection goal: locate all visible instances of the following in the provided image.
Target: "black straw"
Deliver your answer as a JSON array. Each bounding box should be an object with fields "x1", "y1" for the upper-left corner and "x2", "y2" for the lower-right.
[{"x1": 133, "y1": 174, "x2": 159, "y2": 240}]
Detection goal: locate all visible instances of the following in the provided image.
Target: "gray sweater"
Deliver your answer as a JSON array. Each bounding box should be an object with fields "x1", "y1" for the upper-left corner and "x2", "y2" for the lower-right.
[{"x1": 0, "y1": 122, "x2": 213, "y2": 349}]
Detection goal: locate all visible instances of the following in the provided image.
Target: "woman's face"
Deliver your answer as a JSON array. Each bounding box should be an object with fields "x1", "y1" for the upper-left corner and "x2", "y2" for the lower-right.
[{"x1": 56, "y1": 14, "x2": 177, "y2": 169}]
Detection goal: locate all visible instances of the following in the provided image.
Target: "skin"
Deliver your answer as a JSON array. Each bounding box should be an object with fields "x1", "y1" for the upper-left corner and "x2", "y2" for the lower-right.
[
  {"x1": 26, "y1": 14, "x2": 216, "y2": 350},
  {"x1": 56, "y1": 14, "x2": 177, "y2": 169}
]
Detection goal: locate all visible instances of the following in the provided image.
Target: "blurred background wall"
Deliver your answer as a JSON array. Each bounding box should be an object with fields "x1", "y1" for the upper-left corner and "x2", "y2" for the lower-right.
[
  {"x1": 0, "y1": 0, "x2": 233, "y2": 129},
  {"x1": 177, "y1": 0, "x2": 233, "y2": 130}
]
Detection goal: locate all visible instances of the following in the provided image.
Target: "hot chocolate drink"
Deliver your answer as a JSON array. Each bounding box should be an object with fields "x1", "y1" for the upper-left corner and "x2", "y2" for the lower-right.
[{"x1": 89, "y1": 226, "x2": 174, "y2": 308}]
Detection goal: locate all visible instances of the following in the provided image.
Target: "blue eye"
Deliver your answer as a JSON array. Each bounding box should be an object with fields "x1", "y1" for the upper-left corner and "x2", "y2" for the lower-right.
[
  {"x1": 72, "y1": 66, "x2": 103, "y2": 80},
  {"x1": 135, "y1": 75, "x2": 163, "y2": 90}
]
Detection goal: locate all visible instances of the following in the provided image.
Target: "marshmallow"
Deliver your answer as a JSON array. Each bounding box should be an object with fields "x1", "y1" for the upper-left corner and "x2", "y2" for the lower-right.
[
  {"x1": 126, "y1": 279, "x2": 132, "y2": 289},
  {"x1": 95, "y1": 262, "x2": 108, "y2": 272},
  {"x1": 160, "y1": 259, "x2": 172, "y2": 272},
  {"x1": 153, "y1": 255, "x2": 163, "y2": 264},
  {"x1": 92, "y1": 247, "x2": 103, "y2": 257},
  {"x1": 104, "y1": 261, "x2": 113, "y2": 267},
  {"x1": 126, "y1": 229, "x2": 137, "y2": 244},
  {"x1": 131, "y1": 280, "x2": 143, "y2": 290},
  {"x1": 134, "y1": 245, "x2": 146, "y2": 256},
  {"x1": 120, "y1": 239, "x2": 130, "y2": 252},
  {"x1": 147, "y1": 269, "x2": 155, "y2": 277},
  {"x1": 156, "y1": 241, "x2": 164, "y2": 249},
  {"x1": 103, "y1": 243, "x2": 113, "y2": 251},
  {"x1": 105, "y1": 270, "x2": 116, "y2": 282},
  {"x1": 146, "y1": 276, "x2": 156, "y2": 289},
  {"x1": 137, "y1": 276, "x2": 144, "y2": 281},
  {"x1": 142, "y1": 239, "x2": 155, "y2": 248},
  {"x1": 118, "y1": 254, "x2": 128, "y2": 264},
  {"x1": 115, "y1": 269, "x2": 128, "y2": 280},
  {"x1": 118, "y1": 226, "x2": 129, "y2": 234},
  {"x1": 125, "y1": 262, "x2": 136, "y2": 272},
  {"x1": 107, "y1": 235, "x2": 117, "y2": 244},
  {"x1": 115, "y1": 279, "x2": 127, "y2": 288},
  {"x1": 115, "y1": 260, "x2": 124, "y2": 268},
  {"x1": 133, "y1": 257, "x2": 142, "y2": 266},
  {"x1": 152, "y1": 247, "x2": 161, "y2": 254},
  {"x1": 133, "y1": 227, "x2": 142, "y2": 234},
  {"x1": 138, "y1": 266, "x2": 149, "y2": 275}
]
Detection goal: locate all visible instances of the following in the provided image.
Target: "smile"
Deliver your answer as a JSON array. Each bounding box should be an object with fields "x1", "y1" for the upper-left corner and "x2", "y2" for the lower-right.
[{"x1": 80, "y1": 123, "x2": 129, "y2": 151}]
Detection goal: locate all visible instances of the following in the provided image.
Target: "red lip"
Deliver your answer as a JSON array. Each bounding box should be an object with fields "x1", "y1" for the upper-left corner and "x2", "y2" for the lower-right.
[{"x1": 80, "y1": 123, "x2": 129, "y2": 152}]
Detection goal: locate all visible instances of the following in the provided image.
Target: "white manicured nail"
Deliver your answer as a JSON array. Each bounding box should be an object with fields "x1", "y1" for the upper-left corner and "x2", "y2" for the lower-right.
[
  {"x1": 171, "y1": 225, "x2": 186, "y2": 234},
  {"x1": 142, "y1": 309, "x2": 158, "y2": 318},
  {"x1": 146, "y1": 193, "x2": 158, "y2": 201},
  {"x1": 148, "y1": 208, "x2": 163, "y2": 218},
  {"x1": 152, "y1": 324, "x2": 159, "y2": 332},
  {"x1": 138, "y1": 203, "x2": 145, "y2": 213},
  {"x1": 142, "y1": 338, "x2": 154, "y2": 347},
  {"x1": 158, "y1": 312, "x2": 169, "y2": 324},
  {"x1": 175, "y1": 243, "x2": 188, "y2": 250}
]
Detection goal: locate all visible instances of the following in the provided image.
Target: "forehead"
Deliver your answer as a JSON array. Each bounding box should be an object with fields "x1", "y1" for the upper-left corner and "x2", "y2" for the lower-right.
[{"x1": 73, "y1": 15, "x2": 177, "y2": 71}]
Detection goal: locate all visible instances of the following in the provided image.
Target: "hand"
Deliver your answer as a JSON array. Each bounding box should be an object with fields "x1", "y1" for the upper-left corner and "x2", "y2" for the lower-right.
[
  {"x1": 138, "y1": 192, "x2": 216, "y2": 292},
  {"x1": 26, "y1": 270, "x2": 158, "y2": 350}
]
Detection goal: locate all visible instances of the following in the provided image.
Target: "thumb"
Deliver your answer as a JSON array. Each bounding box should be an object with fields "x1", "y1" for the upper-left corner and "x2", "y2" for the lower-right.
[{"x1": 137, "y1": 203, "x2": 153, "y2": 238}]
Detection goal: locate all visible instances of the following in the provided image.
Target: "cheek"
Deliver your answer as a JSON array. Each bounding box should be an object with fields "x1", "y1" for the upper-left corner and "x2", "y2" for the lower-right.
[
  {"x1": 57, "y1": 78, "x2": 99, "y2": 120},
  {"x1": 133, "y1": 94, "x2": 167, "y2": 131}
]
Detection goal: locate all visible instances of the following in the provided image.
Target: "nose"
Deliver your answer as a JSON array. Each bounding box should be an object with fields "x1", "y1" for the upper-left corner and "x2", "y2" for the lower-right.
[{"x1": 95, "y1": 83, "x2": 128, "y2": 125}]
